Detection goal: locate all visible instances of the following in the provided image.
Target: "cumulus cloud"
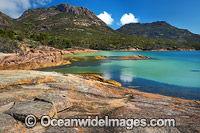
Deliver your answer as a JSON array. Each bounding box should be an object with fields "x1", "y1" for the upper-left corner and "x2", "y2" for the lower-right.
[
  {"x1": 120, "y1": 13, "x2": 139, "y2": 25},
  {"x1": 116, "y1": 22, "x2": 120, "y2": 26},
  {"x1": 0, "y1": 0, "x2": 52, "y2": 18},
  {"x1": 97, "y1": 11, "x2": 114, "y2": 25},
  {"x1": 32, "y1": 0, "x2": 52, "y2": 8}
]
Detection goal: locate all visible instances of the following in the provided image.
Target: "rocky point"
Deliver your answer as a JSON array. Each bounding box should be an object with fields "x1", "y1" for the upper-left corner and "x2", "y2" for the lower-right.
[
  {"x1": 0, "y1": 70, "x2": 199, "y2": 132},
  {"x1": 0, "y1": 46, "x2": 97, "y2": 70}
]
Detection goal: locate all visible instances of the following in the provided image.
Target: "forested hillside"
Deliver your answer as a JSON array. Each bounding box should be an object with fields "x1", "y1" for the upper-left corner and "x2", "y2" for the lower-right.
[{"x1": 0, "y1": 3, "x2": 199, "y2": 52}]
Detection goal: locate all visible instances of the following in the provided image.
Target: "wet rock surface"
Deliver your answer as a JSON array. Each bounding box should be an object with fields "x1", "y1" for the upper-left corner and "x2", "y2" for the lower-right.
[{"x1": 0, "y1": 70, "x2": 199, "y2": 132}]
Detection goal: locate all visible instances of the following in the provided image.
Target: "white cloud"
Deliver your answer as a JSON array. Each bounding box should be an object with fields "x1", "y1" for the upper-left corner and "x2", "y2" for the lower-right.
[
  {"x1": 0, "y1": 0, "x2": 52, "y2": 18},
  {"x1": 33, "y1": 0, "x2": 52, "y2": 6},
  {"x1": 120, "y1": 13, "x2": 139, "y2": 25},
  {"x1": 97, "y1": 11, "x2": 114, "y2": 25},
  {"x1": 117, "y1": 22, "x2": 121, "y2": 26}
]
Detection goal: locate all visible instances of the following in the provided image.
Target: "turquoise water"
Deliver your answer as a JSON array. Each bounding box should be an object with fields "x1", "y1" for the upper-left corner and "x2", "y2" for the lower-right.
[{"x1": 39, "y1": 51, "x2": 200, "y2": 100}]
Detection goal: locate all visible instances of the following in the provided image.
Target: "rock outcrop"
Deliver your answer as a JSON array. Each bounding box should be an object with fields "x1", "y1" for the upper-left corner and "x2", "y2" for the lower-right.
[
  {"x1": 105, "y1": 79, "x2": 122, "y2": 87},
  {"x1": 0, "y1": 70, "x2": 199, "y2": 132},
  {"x1": 68, "y1": 48, "x2": 98, "y2": 54},
  {"x1": 119, "y1": 55, "x2": 150, "y2": 59},
  {"x1": 111, "y1": 48, "x2": 142, "y2": 51},
  {"x1": 0, "y1": 46, "x2": 97, "y2": 70},
  {"x1": 94, "y1": 56, "x2": 107, "y2": 59},
  {"x1": 80, "y1": 74, "x2": 122, "y2": 86},
  {"x1": 0, "y1": 114, "x2": 25, "y2": 132},
  {"x1": 0, "y1": 52, "x2": 69, "y2": 70},
  {"x1": 0, "y1": 12, "x2": 14, "y2": 26},
  {"x1": 7, "y1": 100, "x2": 57, "y2": 121},
  {"x1": 93, "y1": 56, "x2": 110, "y2": 59},
  {"x1": 35, "y1": 94, "x2": 72, "y2": 112}
]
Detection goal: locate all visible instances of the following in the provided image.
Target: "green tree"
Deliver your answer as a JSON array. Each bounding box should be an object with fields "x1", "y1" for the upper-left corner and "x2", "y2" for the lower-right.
[{"x1": 23, "y1": 22, "x2": 36, "y2": 39}]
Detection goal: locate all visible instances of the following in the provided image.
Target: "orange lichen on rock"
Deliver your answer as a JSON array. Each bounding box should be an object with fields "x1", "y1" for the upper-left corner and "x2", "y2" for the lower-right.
[
  {"x1": 0, "y1": 48, "x2": 71, "y2": 70},
  {"x1": 0, "y1": 46, "x2": 97, "y2": 70},
  {"x1": 105, "y1": 80, "x2": 122, "y2": 87},
  {"x1": 94, "y1": 56, "x2": 107, "y2": 59},
  {"x1": 80, "y1": 74, "x2": 122, "y2": 87},
  {"x1": 0, "y1": 70, "x2": 199, "y2": 132}
]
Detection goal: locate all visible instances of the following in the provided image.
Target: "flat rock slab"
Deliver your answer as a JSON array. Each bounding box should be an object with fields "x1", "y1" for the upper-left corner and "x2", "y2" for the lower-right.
[
  {"x1": 35, "y1": 94, "x2": 72, "y2": 112},
  {"x1": 0, "y1": 113, "x2": 25, "y2": 132},
  {"x1": 7, "y1": 100, "x2": 56, "y2": 121},
  {"x1": 0, "y1": 70, "x2": 63, "y2": 89}
]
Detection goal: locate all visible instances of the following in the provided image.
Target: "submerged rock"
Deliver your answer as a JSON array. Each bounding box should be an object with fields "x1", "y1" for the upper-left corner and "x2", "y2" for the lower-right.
[
  {"x1": 94, "y1": 56, "x2": 107, "y2": 59},
  {"x1": 119, "y1": 55, "x2": 150, "y2": 59}
]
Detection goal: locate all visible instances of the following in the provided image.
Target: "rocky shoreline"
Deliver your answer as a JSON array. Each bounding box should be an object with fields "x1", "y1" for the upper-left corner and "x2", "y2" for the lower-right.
[
  {"x1": 0, "y1": 46, "x2": 97, "y2": 70},
  {"x1": 0, "y1": 46, "x2": 196, "y2": 71},
  {"x1": 0, "y1": 47, "x2": 199, "y2": 132},
  {"x1": 0, "y1": 70, "x2": 199, "y2": 132},
  {"x1": 110, "y1": 48, "x2": 196, "y2": 51},
  {"x1": 0, "y1": 46, "x2": 151, "y2": 70}
]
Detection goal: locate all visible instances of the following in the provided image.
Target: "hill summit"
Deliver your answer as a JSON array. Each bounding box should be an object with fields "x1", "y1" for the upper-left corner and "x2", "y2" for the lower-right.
[
  {"x1": 117, "y1": 21, "x2": 200, "y2": 44},
  {"x1": 15, "y1": 3, "x2": 114, "y2": 38},
  {"x1": 0, "y1": 4, "x2": 200, "y2": 50}
]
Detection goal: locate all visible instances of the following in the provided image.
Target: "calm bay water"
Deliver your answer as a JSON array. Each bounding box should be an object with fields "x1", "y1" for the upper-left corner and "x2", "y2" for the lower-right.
[{"x1": 39, "y1": 51, "x2": 200, "y2": 100}]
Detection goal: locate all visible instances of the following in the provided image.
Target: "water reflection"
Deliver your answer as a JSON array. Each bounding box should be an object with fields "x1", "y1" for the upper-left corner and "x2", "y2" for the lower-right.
[
  {"x1": 102, "y1": 72, "x2": 112, "y2": 80},
  {"x1": 38, "y1": 51, "x2": 200, "y2": 100},
  {"x1": 120, "y1": 74, "x2": 134, "y2": 83}
]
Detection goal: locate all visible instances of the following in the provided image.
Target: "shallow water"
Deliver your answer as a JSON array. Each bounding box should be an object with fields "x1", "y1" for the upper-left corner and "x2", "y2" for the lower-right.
[{"x1": 39, "y1": 51, "x2": 200, "y2": 100}]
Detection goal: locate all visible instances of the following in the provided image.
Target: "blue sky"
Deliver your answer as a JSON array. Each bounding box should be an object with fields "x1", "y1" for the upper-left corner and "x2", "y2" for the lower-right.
[{"x1": 0, "y1": 0, "x2": 200, "y2": 34}]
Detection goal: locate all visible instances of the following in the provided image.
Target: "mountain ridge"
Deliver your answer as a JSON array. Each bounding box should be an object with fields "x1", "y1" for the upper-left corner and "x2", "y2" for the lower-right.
[
  {"x1": 1, "y1": 3, "x2": 115, "y2": 38},
  {"x1": 18, "y1": 3, "x2": 107, "y2": 26},
  {"x1": 0, "y1": 3, "x2": 200, "y2": 50},
  {"x1": 117, "y1": 21, "x2": 200, "y2": 43},
  {"x1": 0, "y1": 12, "x2": 14, "y2": 27}
]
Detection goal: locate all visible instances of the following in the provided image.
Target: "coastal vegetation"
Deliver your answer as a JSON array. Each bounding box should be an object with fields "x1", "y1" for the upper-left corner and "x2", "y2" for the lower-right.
[
  {"x1": 0, "y1": 3, "x2": 199, "y2": 53},
  {"x1": 0, "y1": 26, "x2": 198, "y2": 53},
  {"x1": 0, "y1": 3, "x2": 199, "y2": 133}
]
